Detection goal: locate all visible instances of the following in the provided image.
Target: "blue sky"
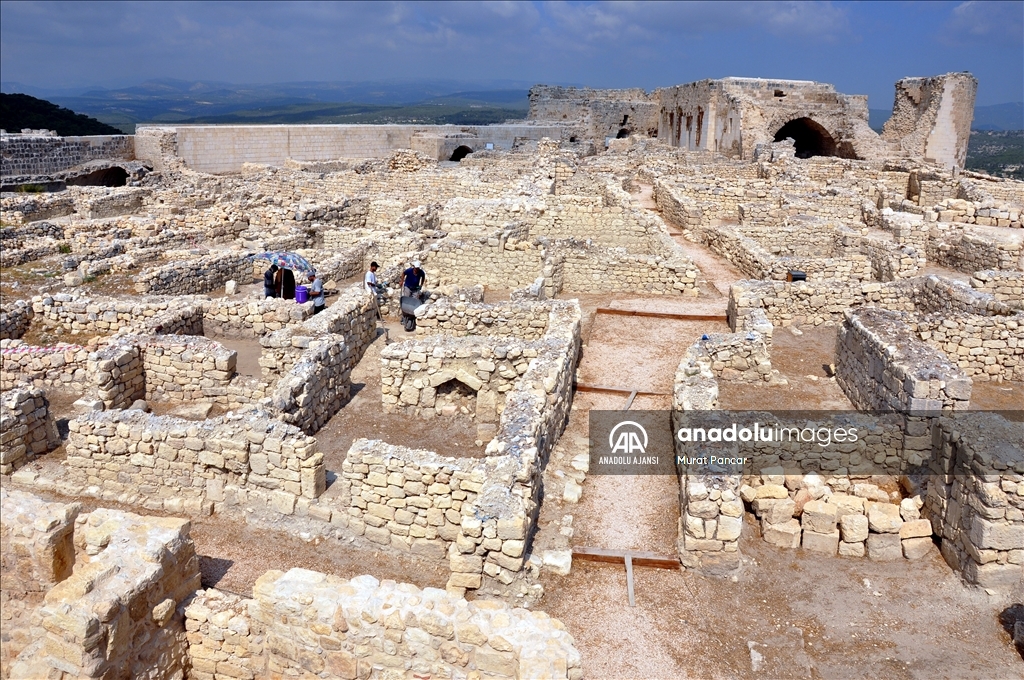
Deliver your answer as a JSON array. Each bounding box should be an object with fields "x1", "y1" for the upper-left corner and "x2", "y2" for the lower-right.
[{"x1": 1, "y1": 1, "x2": 1021, "y2": 105}]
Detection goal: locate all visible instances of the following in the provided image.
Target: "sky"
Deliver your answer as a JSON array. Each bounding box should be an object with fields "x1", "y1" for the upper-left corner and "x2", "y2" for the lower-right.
[{"x1": 1, "y1": 1, "x2": 1021, "y2": 106}]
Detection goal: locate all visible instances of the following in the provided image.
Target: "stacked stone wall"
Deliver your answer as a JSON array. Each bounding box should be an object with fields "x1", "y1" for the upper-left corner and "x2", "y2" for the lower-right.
[
  {"x1": 0, "y1": 133, "x2": 134, "y2": 177},
  {"x1": 914, "y1": 313, "x2": 1024, "y2": 382},
  {"x1": 135, "y1": 252, "x2": 258, "y2": 295},
  {"x1": 970, "y1": 270, "x2": 1024, "y2": 308},
  {"x1": 836, "y1": 308, "x2": 972, "y2": 412},
  {"x1": 203, "y1": 296, "x2": 313, "y2": 338},
  {"x1": 415, "y1": 299, "x2": 551, "y2": 339},
  {"x1": 558, "y1": 240, "x2": 699, "y2": 294},
  {"x1": 0, "y1": 490, "x2": 79, "y2": 675},
  {"x1": 64, "y1": 409, "x2": 324, "y2": 514},
  {"x1": 0, "y1": 300, "x2": 34, "y2": 340},
  {"x1": 425, "y1": 236, "x2": 544, "y2": 289},
  {"x1": 0, "y1": 341, "x2": 91, "y2": 391},
  {"x1": 927, "y1": 224, "x2": 1023, "y2": 273},
  {"x1": 141, "y1": 335, "x2": 237, "y2": 402},
  {"x1": 0, "y1": 386, "x2": 60, "y2": 474},
  {"x1": 184, "y1": 568, "x2": 582, "y2": 680}
]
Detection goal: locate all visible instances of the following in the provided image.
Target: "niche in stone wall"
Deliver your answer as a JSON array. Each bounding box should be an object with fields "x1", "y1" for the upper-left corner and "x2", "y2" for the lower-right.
[
  {"x1": 450, "y1": 145, "x2": 474, "y2": 162},
  {"x1": 773, "y1": 117, "x2": 838, "y2": 159}
]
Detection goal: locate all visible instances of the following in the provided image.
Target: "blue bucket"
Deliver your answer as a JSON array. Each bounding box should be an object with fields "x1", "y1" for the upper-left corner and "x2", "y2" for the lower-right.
[{"x1": 295, "y1": 285, "x2": 309, "y2": 304}]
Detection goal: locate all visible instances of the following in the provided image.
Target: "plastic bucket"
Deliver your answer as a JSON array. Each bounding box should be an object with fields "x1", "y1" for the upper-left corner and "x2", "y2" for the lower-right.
[{"x1": 295, "y1": 285, "x2": 309, "y2": 304}]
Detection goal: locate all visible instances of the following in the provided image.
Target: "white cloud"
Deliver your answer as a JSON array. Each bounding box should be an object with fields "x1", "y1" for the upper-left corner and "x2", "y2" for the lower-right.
[{"x1": 940, "y1": 1, "x2": 1023, "y2": 45}]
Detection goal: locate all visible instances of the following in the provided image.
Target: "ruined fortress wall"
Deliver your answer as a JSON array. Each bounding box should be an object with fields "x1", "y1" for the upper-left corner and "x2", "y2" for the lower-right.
[
  {"x1": 0, "y1": 387, "x2": 60, "y2": 474},
  {"x1": 882, "y1": 73, "x2": 978, "y2": 171},
  {"x1": 136, "y1": 124, "x2": 564, "y2": 174},
  {"x1": 0, "y1": 133, "x2": 134, "y2": 177},
  {"x1": 184, "y1": 568, "x2": 582, "y2": 680}
]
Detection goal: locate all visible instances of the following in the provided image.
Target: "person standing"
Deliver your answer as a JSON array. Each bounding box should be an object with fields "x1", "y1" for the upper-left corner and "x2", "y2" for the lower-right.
[
  {"x1": 365, "y1": 261, "x2": 379, "y2": 293},
  {"x1": 264, "y1": 264, "x2": 279, "y2": 298},
  {"x1": 402, "y1": 261, "x2": 426, "y2": 298},
  {"x1": 308, "y1": 272, "x2": 325, "y2": 315}
]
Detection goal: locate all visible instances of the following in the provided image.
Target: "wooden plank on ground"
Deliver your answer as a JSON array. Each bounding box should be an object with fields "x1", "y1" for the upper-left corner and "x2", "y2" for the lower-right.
[
  {"x1": 622, "y1": 389, "x2": 638, "y2": 411},
  {"x1": 576, "y1": 383, "x2": 670, "y2": 397},
  {"x1": 625, "y1": 554, "x2": 635, "y2": 607},
  {"x1": 572, "y1": 547, "x2": 680, "y2": 569},
  {"x1": 595, "y1": 308, "x2": 728, "y2": 322}
]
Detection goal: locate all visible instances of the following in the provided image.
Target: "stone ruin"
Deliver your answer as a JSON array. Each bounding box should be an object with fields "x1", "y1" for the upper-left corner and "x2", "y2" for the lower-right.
[{"x1": 1, "y1": 69, "x2": 1022, "y2": 677}]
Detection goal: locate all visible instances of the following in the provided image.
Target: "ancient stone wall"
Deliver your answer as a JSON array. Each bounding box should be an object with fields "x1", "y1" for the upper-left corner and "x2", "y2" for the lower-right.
[
  {"x1": 914, "y1": 312, "x2": 1024, "y2": 382},
  {"x1": 927, "y1": 224, "x2": 1023, "y2": 273},
  {"x1": 0, "y1": 490, "x2": 79, "y2": 675},
  {"x1": 0, "y1": 133, "x2": 134, "y2": 177},
  {"x1": 184, "y1": 568, "x2": 582, "y2": 680},
  {"x1": 203, "y1": 296, "x2": 313, "y2": 338},
  {"x1": 925, "y1": 414, "x2": 1024, "y2": 590},
  {"x1": 424, "y1": 235, "x2": 545, "y2": 289},
  {"x1": 558, "y1": 240, "x2": 699, "y2": 294},
  {"x1": 882, "y1": 73, "x2": 977, "y2": 170},
  {"x1": 135, "y1": 252, "x2": 258, "y2": 295},
  {"x1": 415, "y1": 298, "x2": 551, "y2": 339},
  {"x1": 0, "y1": 386, "x2": 60, "y2": 474},
  {"x1": 141, "y1": 335, "x2": 237, "y2": 402},
  {"x1": 836, "y1": 308, "x2": 972, "y2": 412},
  {"x1": 0, "y1": 341, "x2": 91, "y2": 392},
  {"x1": 64, "y1": 409, "x2": 324, "y2": 514},
  {"x1": 0, "y1": 300, "x2": 34, "y2": 340},
  {"x1": 8, "y1": 507, "x2": 200, "y2": 680},
  {"x1": 970, "y1": 270, "x2": 1024, "y2": 308}
]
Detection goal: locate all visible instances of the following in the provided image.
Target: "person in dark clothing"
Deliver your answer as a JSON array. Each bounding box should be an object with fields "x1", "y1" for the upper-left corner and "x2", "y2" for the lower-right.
[
  {"x1": 264, "y1": 264, "x2": 279, "y2": 298},
  {"x1": 402, "y1": 261, "x2": 426, "y2": 298},
  {"x1": 281, "y1": 268, "x2": 296, "y2": 299}
]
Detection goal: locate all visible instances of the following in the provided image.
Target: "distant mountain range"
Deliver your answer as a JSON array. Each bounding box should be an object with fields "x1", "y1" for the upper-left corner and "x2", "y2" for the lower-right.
[
  {"x1": 0, "y1": 78, "x2": 534, "y2": 132},
  {"x1": 870, "y1": 102, "x2": 1023, "y2": 132},
  {"x1": 2, "y1": 79, "x2": 1020, "y2": 133}
]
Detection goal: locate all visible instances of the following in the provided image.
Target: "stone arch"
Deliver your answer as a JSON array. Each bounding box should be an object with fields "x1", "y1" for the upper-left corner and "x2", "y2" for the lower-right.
[
  {"x1": 450, "y1": 145, "x2": 474, "y2": 162},
  {"x1": 65, "y1": 166, "x2": 129, "y2": 187},
  {"x1": 772, "y1": 117, "x2": 838, "y2": 158}
]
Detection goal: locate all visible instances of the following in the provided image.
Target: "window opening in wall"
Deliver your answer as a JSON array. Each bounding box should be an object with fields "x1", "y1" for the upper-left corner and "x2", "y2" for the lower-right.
[
  {"x1": 569, "y1": 136, "x2": 577, "y2": 143},
  {"x1": 774, "y1": 90, "x2": 786, "y2": 97},
  {"x1": 696, "y1": 108, "x2": 703, "y2": 147},
  {"x1": 620, "y1": 115, "x2": 629, "y2": 126},
  {"x1": 449, "y1": 145, "x2": 474, "y2": 162}
]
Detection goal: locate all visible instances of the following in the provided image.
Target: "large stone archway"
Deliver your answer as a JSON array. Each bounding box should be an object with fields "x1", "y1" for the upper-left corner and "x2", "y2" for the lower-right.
[{"x1": 773, "y1": 117, "x2": 838, "y2": 158}]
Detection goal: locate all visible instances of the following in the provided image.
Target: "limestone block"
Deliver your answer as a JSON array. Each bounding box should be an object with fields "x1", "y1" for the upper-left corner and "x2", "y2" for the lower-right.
[
  {"x1": 801, "y1": 499, "x2": 838, "y2": 534},
  {"x1": 802, "y1": 529, "x2": 840, "y2": 555},
  {"x1": 902, "y1": 537, "x2": 935, "y2": 560},
  {"x1": 839, "y1": 541, "x2": 865, "y2": 557},
  {"x1": 839, "y1": 514, "x2": 869, "y2": 543},
  {"x1": 867, "y1": 533, "x2": 902, "y2": 561},
  {"x1": 762, "y1": 519, "x2": 801, "y2": 549},
  {"x1": 866, "y1": 502, "x2": 903, "y2": 534},
  {"x1": 899, "y1": 519, "x2": 933, "y2": 539}
]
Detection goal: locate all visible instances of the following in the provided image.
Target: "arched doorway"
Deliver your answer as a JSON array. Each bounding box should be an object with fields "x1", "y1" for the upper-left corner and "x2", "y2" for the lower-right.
[
  {"x1": 773, "y1": 118, "x2": 838, "y2": 158},
  {"x1": 616, "y1": 128, "x2": 630, "y2": 139},
  {"x1": 65, "y1": 166, "x2": 129, "y2": 187},
  {"x1": 450, "y1": 145, "x2": 473, "y2": 162}
]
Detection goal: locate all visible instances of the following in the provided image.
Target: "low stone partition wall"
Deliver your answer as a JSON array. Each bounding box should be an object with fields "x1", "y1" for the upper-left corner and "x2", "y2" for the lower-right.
[
  {"x1": 204, "y1": 295, "x2": 312, "y2": 338},
  {"x1": 728, "y1": 275, "x2": 1013, "y2": 329},
  {"x1": 929, "y1": 223, "x2": 1024, "y2": 273},
  {"x1": 0, "y1": 341, "x2": 91, "y2": 391},
  {"x1": 0, "y1": 386, "x2": 60, "y2": 474},
  {"x1": 913, "y1": 312, "x2": 1024, "y2": 382},
  {"x1": 925, "y1": 413, "x2": 1024, "y2": 590},
  {"x1": 89, "y1": 340, "x2": 145, "y2": 409},
  {"x1": 970, "y1": 270, "x2": 1024, "y2": 308},
  {"x1": 678, "y1": 331, "x2": 773, "y2": 383},
  {"x1": 861, "y1": 234, "x2": 924, "y2": 281},
  {"x1": 8, "y1": 506, "x2": 200, "y2": 680},
  {"x1": 268, "y1": 332, "x2": 354, "y2": 434},
  {"x1": 0, "y1": 238, "x2": 64, "y2": 267},
  {"x1": 31, "y1": 292, "x2": 202, "y2": 336},
  {"x1": 424, "y1": 232, "x2": 545, "y2": 289},
  {"x1": 0, "y1": 490, "x2": 79, "y2": 675},
  {"x1": 0, "y1": 191, "x2": 76, "y2": 224},
  {"x1": 836, "y1": 308, "x2": 972, "y2": 412},
  {"x1": 77, "y1": 186, "x2": 149, "y2": 219},
  {"x1": 415, "y1": 298, "x2": 552, "y2": 339},
  {"x1": 141, "y1": 335, "x2": 237, "y2": 401},
  {"x1": 184, "y1": 568, "x2": 582, "y2": 680},
  {"x1": 135, "y1": 251, "x2": 257, "y2": 295},
  {"x1": 558, "y1": 240, "x2": 699, "y2": 294},
  {"x1": 64, "y1": 409, "x2": 324, "y2": 514}
]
